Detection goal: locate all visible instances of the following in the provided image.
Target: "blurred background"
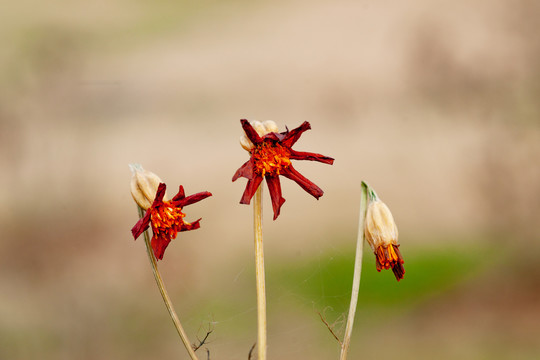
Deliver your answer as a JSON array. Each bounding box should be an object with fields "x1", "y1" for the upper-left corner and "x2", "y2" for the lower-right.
[{"x1": 1, "y1": 0, "x2": 539, "y2": 359}]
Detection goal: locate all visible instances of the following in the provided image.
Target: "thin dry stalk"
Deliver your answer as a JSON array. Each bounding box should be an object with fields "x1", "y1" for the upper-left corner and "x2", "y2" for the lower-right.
[
  {"x1": 137, "y1": 206, "x2": 200, "y2": 360},
  {"x1": 339, "y1": 182, "x2": 368, "y2": 360},
  {"x1": 253, "y1": 186, "x2": 267, "y2": 360}
]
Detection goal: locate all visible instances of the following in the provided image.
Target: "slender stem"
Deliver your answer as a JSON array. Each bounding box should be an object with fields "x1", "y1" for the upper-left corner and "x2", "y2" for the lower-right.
[
  {"x1": 339, "y1": 182, "x2": 368, "y2": 360},
  {"x1": 137, "y1": 207, "x2": 200, "y2": 360},
  {"x1": 253, "y1": 186, "x2": 267, "y2": 360}
]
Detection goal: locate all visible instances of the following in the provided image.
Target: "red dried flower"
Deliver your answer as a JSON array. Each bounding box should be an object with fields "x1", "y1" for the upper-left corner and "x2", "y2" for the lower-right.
[
  {"x1": 131, "y1": 183, "x2": 212, "y2": 260},
  {"x1": 232, "y1": 119, "x2": 334, "y2": 219}
]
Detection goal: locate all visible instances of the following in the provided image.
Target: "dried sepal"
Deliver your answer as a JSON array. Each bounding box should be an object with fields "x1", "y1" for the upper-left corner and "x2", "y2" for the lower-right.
[
  {"x1": 364, "y1": 199, "x2": 398, "y2": 250},
  {"x1": 129, "y1": 164, "x2": 166, "y2": 210},
  {"x1": 240, "y1": 120, "x2": 279, "y2": 151}
]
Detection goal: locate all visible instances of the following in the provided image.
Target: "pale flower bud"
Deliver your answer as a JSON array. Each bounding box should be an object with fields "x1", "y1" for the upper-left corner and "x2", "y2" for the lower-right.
[
  {"x1": 129, "y1": 164, "x2": 166, "y2": 210},
  {"x1": 251, "y1": 120, "x2": 266, "y2": 136},
  {"x1": 364, "y1": 197, "x2": 404, "y2": 281},
  {"x1": 262, "y1": 120, "x2": 279, "y2": 134},
  {"x1": 240, "y1": 120, "x2": 279, "y2": 151},
  {"x1": 364, "y1": 199, "x2": 399, "y2": 251}
]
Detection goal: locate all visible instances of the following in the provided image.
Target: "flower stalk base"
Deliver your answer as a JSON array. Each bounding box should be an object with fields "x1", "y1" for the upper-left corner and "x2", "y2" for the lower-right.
[
  {"x1": 253, "y1": 186, "x2": 267, "y2": 360},
  {"x1": 339, "y1": 182, "x2": 368, "y2": 360},
  {"x1": 137, "y1": 206, "x2": 200, "y2": 360}
]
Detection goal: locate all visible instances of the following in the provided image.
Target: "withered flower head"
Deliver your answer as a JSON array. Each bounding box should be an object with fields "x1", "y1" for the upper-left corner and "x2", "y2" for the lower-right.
[
  {"x1": 130, "y1": 165, "x2": 212, "y2": 260},
  {"x1": 232, "y1": 119, "x2": 334, "y2": 220},
  {"x1": 364, "y1": 197, "x2": 405, "y2": 281}
]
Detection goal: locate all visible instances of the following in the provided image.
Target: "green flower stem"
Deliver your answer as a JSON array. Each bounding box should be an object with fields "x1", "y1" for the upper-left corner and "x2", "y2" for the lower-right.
[
  {"x1": 364, "y1": 181, "x2": 378, "y2": 202},
  {"x1": 137, "y1": 206, "x2": 200, "y2": 360},
  {"x1": 253, "y1": 186, "x2": 267, "y2": 360},
  {"x1": 339, "y1": 181, "x2": 368, "y2": 360}
]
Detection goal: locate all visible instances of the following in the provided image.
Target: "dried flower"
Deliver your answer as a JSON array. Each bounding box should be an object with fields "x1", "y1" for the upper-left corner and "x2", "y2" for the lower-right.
[
  {"x1": 232, "y1": 119, "x2": 334, "y2": 220},
  {"x1": 130, "y1": 167, "x2": 212, "y2": 260},
  {"x1": 364, "y1": 198, "x2": 405, "y2": 281}
]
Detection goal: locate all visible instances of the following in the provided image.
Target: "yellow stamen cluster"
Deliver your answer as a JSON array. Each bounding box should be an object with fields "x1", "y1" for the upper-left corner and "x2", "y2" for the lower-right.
[
  {"x1": 252, "y1": 142, "x2": 291, "y2": 176},
  {"x1": 151, "y1": 203, "x2": 187, "y2": 240},
  {"x1": 375, "y1": 244, "x2": 403, "y2": 270}
]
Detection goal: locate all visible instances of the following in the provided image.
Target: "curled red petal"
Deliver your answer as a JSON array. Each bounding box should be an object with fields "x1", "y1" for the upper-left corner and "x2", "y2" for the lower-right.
[
  {"x1": 392, "y1": 246, "x2": 405, "y2": 281},
  {"x1": 233, "y1": 160, "x2": 254, "y2": 181},
  {"x1": 392, "y1": 262, "x2": 405, "y2": 281},
  {"x1": 131, "y1": 182, "x2": 167, "y2": 240},
  {"x1": 131, "y1": 209, "x2": 152, "y2": 239},
  {"x1": 289, "y1": 150, "x2": 334, "y2": 165},
  {"x1": 241, "y1": 119, "x2": 263, "y2": 145},
  {"x1": 154, "y1": 183, "x2": 167, "y2": 204},
  {"x1": 266, "y1": 174, "x2": 286, "y2": 220},
  {"x1": 151, "y1": 234, "x2": 171, "y2": 260},
  {"x1": 177, "y1": 191, "x2": 213, "y2": 208},
  {"x1": 180, "y1": 218, "x2": 201, "y2": 232},
  {"x1": 281, "y1": 165, "x2": 324, "y2": 199},
  {"x1": 239, "y1": 175, "x2": 264, "y2": 205},
  {"x1": 375, "y1": 256, "x2": 383, "y2": 272},
  {"x1": 263, "y1": 131, "x2": 285, "y2": 142},
  {"x1": 172, "y1": 185, "x2": 186, "y2": 201},
  {"x1": 281, "y1": 121, "x2": 311, "y2": 148}
]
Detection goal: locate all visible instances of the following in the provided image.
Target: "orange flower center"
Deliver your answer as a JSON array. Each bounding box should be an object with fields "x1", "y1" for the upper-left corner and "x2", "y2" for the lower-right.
[
  {"x1": 375, "y1": 244, "x2": 404, "y2": 270},
  {"x1": 150, "y1": 202, "x2": 186, "y2": 240},
  {"x1": 252, "y1": 142, "x2": 291, "y2": 176}
]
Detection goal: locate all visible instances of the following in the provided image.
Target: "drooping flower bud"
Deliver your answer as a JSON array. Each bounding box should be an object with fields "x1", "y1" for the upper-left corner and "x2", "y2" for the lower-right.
[
  {"x1": 240, "y1": 120, "x2": 279, "y2": 151},
  {"x1": 365, "y1": 199, "x2": 398, "y2": 250},
  {"x1": 129, "y1": 164, "x2": 166, "y2": 210},
  {"x1": 364, "y1": 198, "x2": 404, "y2": 281}
]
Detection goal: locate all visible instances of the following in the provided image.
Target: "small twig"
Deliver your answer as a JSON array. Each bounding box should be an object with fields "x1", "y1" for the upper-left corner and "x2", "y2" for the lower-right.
[
  {"x1": 318, "y1": 311, "x2": 343, "y2": 346},
  {"x1": 192, "y1": 325, "x2": 214, "y2": 352},
  {"x1": 248, "y1": 343, "x2": 257, "y2": 360},
  {"x1": 206, "y1": 348, "x2": 210, "y2": 360}
]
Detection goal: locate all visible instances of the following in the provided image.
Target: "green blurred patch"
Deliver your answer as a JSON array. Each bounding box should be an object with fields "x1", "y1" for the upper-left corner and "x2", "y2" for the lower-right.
[
  {"x1": 267, "y1": 240, "x2": 499, "y2": 319},
  {"x1": 121, "y1": 0, "x2": 256, "y2": 44}
]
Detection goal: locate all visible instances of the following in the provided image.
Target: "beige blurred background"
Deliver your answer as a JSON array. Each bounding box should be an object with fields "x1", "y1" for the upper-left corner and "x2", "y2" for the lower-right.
[{"x1": 1, "y1": 0, "x2": 540, "y2": 359}]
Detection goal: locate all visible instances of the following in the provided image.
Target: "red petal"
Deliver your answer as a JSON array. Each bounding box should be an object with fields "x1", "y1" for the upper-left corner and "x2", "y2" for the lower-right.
[
  {"x1": 177, "y1": 191, "x2": 212, "y2": 207},
  {"x1": 392, "y1": 246, "x2": 405, "y2": 281},
  {"x1": 233, "y1": 160, "x2": 254, "y2": 181},
  {"x1": 132, "y1": 182, "x2": 167, "y2": 240},
  {"x1": 239, "y1": 175, "x2": 264, "y2": 204},
  {"x1": 154, "y1": 183, "x2": 167, "y2": 203},
  {"x1": 241, "y1": 119, "x2": 263, "y2": 145},
  {"x1": 281, "y1": 121, "x2": 311, "y2": 148},
  {"x1": 281, "y1": 165, "x2": 324, "y2": 199},
  {"x1": 392, "y1": 262, "x2": 405, "y2": 281},
  {"x1": 265, "y1": 174, "x2": 286, "y2": 220},
  {"x1": 289, "y1": 150, "x2": 334, "y2": 165},
  {"x1": 375, "y1": 256, "x2": 383, "y2": 272},
  {"x1": 151, "y1": 234, "x2": 171, "y2": 260},
  {"x1": 131, "y1": 209, "x2": 152, "y2": 239},
  {"x1": 172, "y1": 185, "x2": 186, "y2": 201},
  {"x1": 263, "y1": 132, "x2": 285, "y2": 142},
  {"x1": 180, "y1": 218, "x2": 201, "y2": 232}
]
